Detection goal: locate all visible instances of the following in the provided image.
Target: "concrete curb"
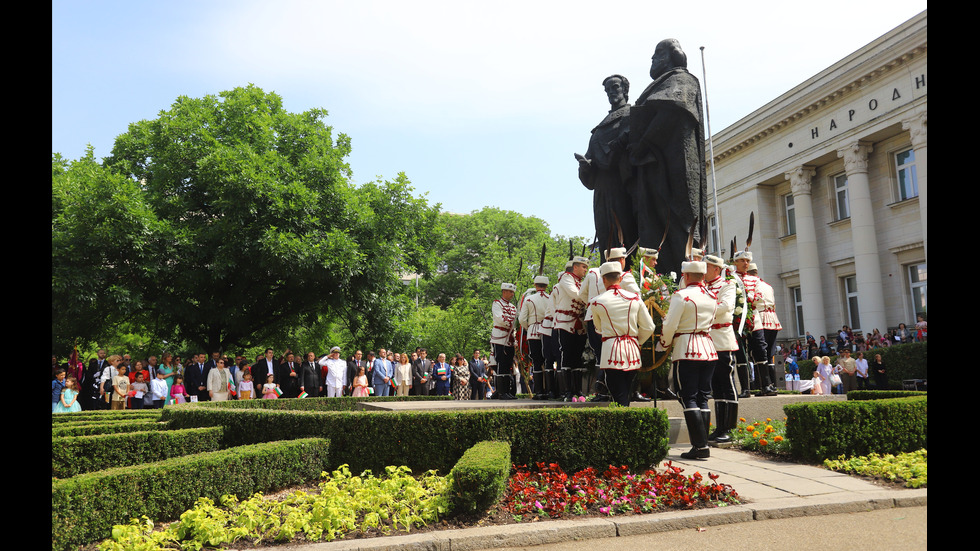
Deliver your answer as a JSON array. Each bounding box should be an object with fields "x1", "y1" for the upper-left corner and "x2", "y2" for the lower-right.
[{"x1": 279, "y1": 489, "x2": 926, "y2": 551}]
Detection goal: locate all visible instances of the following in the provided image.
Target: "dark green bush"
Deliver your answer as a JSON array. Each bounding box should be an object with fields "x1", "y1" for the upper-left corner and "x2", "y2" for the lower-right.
[
  {"x1": 52, "y1": 426, "x2": 224, "y2": 478},
  {"x1": 449, "y1": 441, "x2": 512, "y2": 515},
  {"x1": 51, "y1": 438, "x2": 331, "y2": 551},
  {"x1": 185, "y1": 394, "x2": 453, "y2": 412},
  {"x1": 52, "y1": 419, "x2": 170, "y2": 438},
  {"x1": 50, "y1": 409, "x2": 164, "y2": 423},
  {"x1": 784, "y1": 396, "x2": 926, "y2": 462},
  {"x1": 162, "y1": 404, "x2": 670, "y2": 474},
  {"x1": 847, "y1": 390, "x2": 927, "y2": 401}
]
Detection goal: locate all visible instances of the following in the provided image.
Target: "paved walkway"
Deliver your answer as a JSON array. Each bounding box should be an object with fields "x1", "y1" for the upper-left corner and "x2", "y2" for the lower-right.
[{"x1": 283, "y1": 430, "x2": 926, "y2": 550}]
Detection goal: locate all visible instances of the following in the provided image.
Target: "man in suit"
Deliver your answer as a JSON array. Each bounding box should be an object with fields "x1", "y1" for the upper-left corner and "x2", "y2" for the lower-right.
[
  {"x1": 276, "y1": 351, "x2": 301, "y2": 398},
  {"x1": 83, "y1": 349, "x2": 109, "y2": 410},
  {"x1": 372, "y1": 348, "x2": 393, "y2": 396},
  {"x1": 252, "y1": 348, "x2": 278, "y2": 395},
  {"x1": 412, "y1": 348, "x2": 433, "y2": 396},
  {"x1": 346, "y1": 350, "x2": 365, "y2": 396},
  {"x1": 185, "y1": 352, "x2": 210, "y2": 402},
  {"x1": 468, "y1": 349, "x2": 488, "y2": 400}
]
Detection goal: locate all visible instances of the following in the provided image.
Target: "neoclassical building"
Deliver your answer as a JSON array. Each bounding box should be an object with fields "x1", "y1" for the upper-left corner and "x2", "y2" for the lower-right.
[{"x1": 705, "y1": 10, "x2": 926, "y2": 344}]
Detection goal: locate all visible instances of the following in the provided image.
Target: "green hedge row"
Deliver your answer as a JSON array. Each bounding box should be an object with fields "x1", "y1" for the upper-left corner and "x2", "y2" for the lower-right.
[
  {"x1": 449, "y1": 441, "x2": 512, "y2": 515},
  {"x1": 162, "y1": 405, "x2": 670, "y2": 474},
  {"x1": 784, "y1": 396, "x2": 927, "y2": 462},
  {"x1": 846, "y1": 390, "x2": 927, "y2": 401},
  {"x1": 51, "y1": 437, "x2": 331, "y2": 551},
  {"x1": 796, "y1": 342, "x2": 927, "y2": 389},
  {"x1": 50, "y1": 409, "x2": 164, "y2": 423},
  {"x1": 188, "y1": 394, "x2": 454, "y2": 412},
  {"x1": 52, "y1": 426, "x2": 224, "y2": 479},
  {"x1": 52, "y1": 419, "x2": 170, "y2": 438}
]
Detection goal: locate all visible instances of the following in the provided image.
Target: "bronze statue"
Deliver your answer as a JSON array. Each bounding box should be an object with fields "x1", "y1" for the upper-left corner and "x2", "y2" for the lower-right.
[
  {"x1": 628, "y1": 39, "x2": 708, "y2": 276},
  {"x1": 576, "y1": 74, "x2": 636, "y2": 261}
]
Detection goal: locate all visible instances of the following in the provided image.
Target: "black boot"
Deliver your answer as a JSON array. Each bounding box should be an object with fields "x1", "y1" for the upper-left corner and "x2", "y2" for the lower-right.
[
  {"x1": 532, "y1": 370, "x2": 547, "y2": 399},
  {"x1": 545, "y1": 370, "x2": 558, "y2": 399},
  {"x1": 758, "y1": 364, "x2": 778, "y2": 396},
  {"x1": 681, "y1": 409, "x2": 710, "y2": 459},
  {"x1": 708, "y1": 402, "x2": 727, "y2": 443}
]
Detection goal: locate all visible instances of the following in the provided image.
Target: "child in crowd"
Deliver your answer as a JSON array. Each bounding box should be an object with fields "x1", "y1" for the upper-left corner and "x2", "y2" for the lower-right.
[
  {"x1": 130, "y1": 372, "x2": 148, "y2": 409},
  {"x1": 52, "y1": 368, "x2": 67, "y2": 413},
  {"x1": 238, "y1": 370, "x2": 254, "y2": 400},
  {"x1": 55, "y1": 376, "x2": 82, "y2": 413},
  {"x1": 171, "y1": 374, "x2": 190, "y2": 404},
  {"x1": 352, "y1": 366, "x2": 369, "y2": 397},
  {"x1": 262, "y1": 373, "x2": 280, "y2": 399},
  {"x1": 150, "y1": 369, "x2": 169, "y2": 408},
  {"x1": 111, "y1": 364, "x2": 130, "y2": 410}
]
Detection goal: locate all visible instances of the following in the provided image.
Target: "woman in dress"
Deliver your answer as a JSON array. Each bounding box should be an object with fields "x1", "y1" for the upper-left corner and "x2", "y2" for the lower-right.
[
  {"x1": 394, "y1": 353, "x2": 412, "y2": 396},
  {"x1": 55, "y1": 376, "x2": 83, "y2": 413},
  {"x1": 207, "y1": 358, "x2": 234, "y2": 401},
  {"x1": 158, "y1": 353, "x2": 177, "y2": 402},
  {"x1": 451, "y1": 354, "x2": 471, "y2": 400},
  {"x1": 871, "y1": 353, "x2": 887, "y2": 389}
]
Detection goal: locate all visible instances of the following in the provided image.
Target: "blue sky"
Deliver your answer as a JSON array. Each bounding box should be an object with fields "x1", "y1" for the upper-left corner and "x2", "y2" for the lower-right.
[{"x1": 53, "y1": 0, "x2": 927, "y2": 240}]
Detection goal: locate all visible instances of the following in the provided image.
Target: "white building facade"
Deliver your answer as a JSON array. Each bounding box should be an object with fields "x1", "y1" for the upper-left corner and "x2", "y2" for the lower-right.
[{"x1": 706, "y1": 10, "x2": 926, "y2": 345}]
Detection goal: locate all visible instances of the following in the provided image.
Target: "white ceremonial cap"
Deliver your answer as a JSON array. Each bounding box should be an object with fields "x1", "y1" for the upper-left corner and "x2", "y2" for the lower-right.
[
  {"x1": 681, "y1": 261, "x2": 707, "y2": 274},
  {"x1": 704, "y1": 254, "x2": 725, "y2": 268},
  {"x1": 748, "y1": 263, "x2": 758, "y2": 272},
  {"x1": 605, "y1": 247, "x2": 627, "y2": 260},
  {"x1": 533, "y1": 275, "x2": 550, "y2": 285},
  {"x1": 330, "y1": 346, "x2": 341, "y2": 353},
  {"x1": 599, "y1": 261, "x2": 623, "y2": 277},
  {"x1": 691, "y1": 247, "x2": 704, "y2": 259},
  {"x1": 501, "y1": 282, "x2": 517, "y2": 292},
  {"x1": 564, "y1": 261, "x2": 573, "y2": 271},
  {"x1": 638, "y1": 247, "x2": 659, "y2": 259},
  {"x1": 571, "y1": 256, "x2": 590, "y2": 266},
  {"x1": 733, "y1": 250, "x2": 753, "y2": 261}
]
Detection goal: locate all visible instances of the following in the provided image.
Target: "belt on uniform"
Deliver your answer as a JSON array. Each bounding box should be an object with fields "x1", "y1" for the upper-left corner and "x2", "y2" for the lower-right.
[{"x1": 711, "y1": 323, "x2": 732, "y2": 329}]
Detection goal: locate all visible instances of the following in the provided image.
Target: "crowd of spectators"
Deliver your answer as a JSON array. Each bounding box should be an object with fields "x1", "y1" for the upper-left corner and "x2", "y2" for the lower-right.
[
  {"x1": 52, "y1": 345, "x2": 500, "y2": 412},
  {"x1": 782, "y1": 316, "x2": 926, "y2": 363}
]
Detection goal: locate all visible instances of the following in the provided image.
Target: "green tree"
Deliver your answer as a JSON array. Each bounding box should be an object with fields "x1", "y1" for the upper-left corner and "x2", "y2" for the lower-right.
[{"x1": 55, "y1": 85, "x2": 439, "y2": 354}]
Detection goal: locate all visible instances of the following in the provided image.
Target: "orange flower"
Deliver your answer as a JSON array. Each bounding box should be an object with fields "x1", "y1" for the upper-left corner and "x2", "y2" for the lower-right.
[
  {"x1": 759, "y1": 439, "x2": 768, "y2": 446},
  {"x1": 774, "y1": 435, "x2": 784, "y2": 442}
]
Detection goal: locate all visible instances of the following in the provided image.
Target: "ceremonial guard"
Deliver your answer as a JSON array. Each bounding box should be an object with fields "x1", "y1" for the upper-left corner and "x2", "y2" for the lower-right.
[
  {"x1": 750, "y1": 263, "x2": 782, "y2": 392},
  {"x1": 519, "y1": 275, "x2": 552, "y2": 399},
  {"x1": 553, "y1": 256, "x2": 590, "y2": 401},
  {"x1": 659, "y1": 260, "x2": 718, "y2": 459},
  {"x1": 704, "y1": 254, "x2": 739, "y2": 445},
  {"x1": 581, "y1": 247, "x2": 640, "y2": 401},
  {"x1": 491, "y1": 282, "x2": 519, "y2": 399},
  {"x1": 590, "y1": 261, "x2": 655, "y2": 406},
  {"x1": 732, "y1": 251, "x2": 775, "y2": 396},
  {"x1": 638, "y1": 246, "x2": 677, "y2": 400},
  {"x1": 538, "y1": 266, "x2": 566, "y2": 399}
]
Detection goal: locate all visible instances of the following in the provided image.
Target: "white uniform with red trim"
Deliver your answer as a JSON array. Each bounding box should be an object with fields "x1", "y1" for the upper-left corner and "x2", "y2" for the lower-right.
[
  {"x1": 518, "y1": 289, "x2": 550, "y2": 340},
  {"x1": 659, "y1": 283, "x2": 718, "y2": 361},
  {"x1": 552, "y1": 271, "x2": 586, "y2": 334},
  {"x1": 755, "y1": 279, "x2": 782, "y2": 331},
  {"x1": 490, "y1": 298, "x2": 518, "y2": 347},
  {"x1": 735, "y1": 271, "x2": 763, "y2": 332},
  {"x1": 704, "y1": 273, "x2": 738, "y2": 352},
  {"x1": 590, "y1": 284, "x2": 655, "y2": 370},
  {"x1": 581, "y1": 267, "x2": 640, "y2": 322}
]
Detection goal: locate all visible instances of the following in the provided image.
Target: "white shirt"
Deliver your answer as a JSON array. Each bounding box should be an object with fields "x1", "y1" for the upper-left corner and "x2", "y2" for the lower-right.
[
  {"x1": 855, "y1": 358, "x2": 869, "y2": 378},
  {"x1": 323, "y1": 357, "x2": 347, "y2": 388},
  {"x1": 150, "y1": 378, "x2": 168, "y2": 400}
]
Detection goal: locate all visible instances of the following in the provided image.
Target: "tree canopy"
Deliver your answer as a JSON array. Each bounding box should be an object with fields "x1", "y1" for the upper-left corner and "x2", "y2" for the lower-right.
[{"x1": 53, "y1": 85, "x2": 441, "y2": 355}]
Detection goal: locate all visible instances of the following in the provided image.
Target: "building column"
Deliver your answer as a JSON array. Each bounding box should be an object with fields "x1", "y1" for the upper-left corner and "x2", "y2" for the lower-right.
[
  {"x1": 836, "y1": 141, "x2": 887, "y2": 334},
  {"x1": 902, "y1": 112, "x2": 927, "y2": 261},
  {"x1": 785, "y1": 166, "x2": 825, "y2": 338}
]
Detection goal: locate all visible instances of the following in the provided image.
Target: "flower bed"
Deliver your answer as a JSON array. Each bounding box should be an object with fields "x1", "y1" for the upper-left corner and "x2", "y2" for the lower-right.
[
  {"x1": 731, "y1": 417, "x2": 792, "y2": 456},
  {"x1": 502, "y1": 461, "x2": 740, "y2": 520}
]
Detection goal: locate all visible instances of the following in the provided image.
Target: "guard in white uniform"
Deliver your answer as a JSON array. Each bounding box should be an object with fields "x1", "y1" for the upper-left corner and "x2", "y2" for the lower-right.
[
  {"x1": 590, "y1": 261, "x2": 655, "y2": 406},
  {"x1": 491, "y1": 282, "x2": 519, "y2": 399},
  {"x1": 750, "y1": 263, "x2": 782, "y2": 394},
  {"x1": 733, "y1": 251, "x2": 775, "y2": 396},
  {"x1": 704, "y1": 255, "x2": 739, "y2": 445},
  {"x1": 638, "y1": 246, "x2": 676, "y2": 400},
  {"x1": 519, "y1": 275, "x2": 551, "y2": 399},
  {"x1": 659, "y1": 260, "x2": 718, "y2": 459},
  {"x1": 553, "y1": 256, "x2": 590, "y2": 400}
]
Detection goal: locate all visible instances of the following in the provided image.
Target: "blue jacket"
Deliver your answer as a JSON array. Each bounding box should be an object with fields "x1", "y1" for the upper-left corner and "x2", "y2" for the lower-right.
[{"x1": 372, "y1": 358, "x2": 392, "y2": 385}]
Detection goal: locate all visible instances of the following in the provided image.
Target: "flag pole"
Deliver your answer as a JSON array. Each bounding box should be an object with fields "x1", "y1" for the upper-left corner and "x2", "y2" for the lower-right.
[{"x1": 700, "y1": 46, "x2": 723, "y2": 256}]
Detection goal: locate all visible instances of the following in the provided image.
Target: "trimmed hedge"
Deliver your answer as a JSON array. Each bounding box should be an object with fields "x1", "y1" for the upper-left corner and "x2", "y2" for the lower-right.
[
  {"x1": 449, "y1": 441, "x2": 512, "y2": 515},
  {"x1": 784, "y1": 396, "x2": 927, "y2": 462},
  {"x1": 847, "y1": 390, "x2": 927, "y2": 401},
  {"x1": 50, "y1": 409, "x2": 164, "y2": 423},
  {"x1": 52, "y1": 419, "x2": 170, "y2": 438},
  {"x1": 185, "y1": 394, "x2": 454, "y2": 412},
  {"x1": 51, "y1": 437, "x2": 331, "y2": 551},
  {"x1": 52, "y1": 426, "x2": 224, "y2": 478},
  {"x1": 162, "y1": 405, "x2": 670, "y2": 474},
  {"x1": 796, "y1": 342, "x2": 927, "y2": 389}
]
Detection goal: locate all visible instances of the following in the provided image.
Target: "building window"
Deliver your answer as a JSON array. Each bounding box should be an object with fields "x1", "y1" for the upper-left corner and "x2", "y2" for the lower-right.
[
  {"x1": 907, "y1": 262, "x2": 927, "y2": 319},
  {"x1": 792, "y1": 286, "x2": 804, "y2": 337},
  {"x1": 784, "y1": 194, "x2": 796, "y2": 236},
  {"x1": 896, "y1": 148, "x2": 919, "y2": 201},
  {"x1": 834, "y1": 175, "x2": 850, "y2": 220},
  {"x1": 707, "y1": 214, "x2": 719, "y2": 256},
  {"x1": 843, "y1": 275, "x2": 861, "y2": 331}
]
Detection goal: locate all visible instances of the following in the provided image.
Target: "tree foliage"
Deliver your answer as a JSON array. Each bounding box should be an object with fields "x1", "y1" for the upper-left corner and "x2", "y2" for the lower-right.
[{"x1": 53, "y1": 85, "x2": 440, "y2": 354}]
